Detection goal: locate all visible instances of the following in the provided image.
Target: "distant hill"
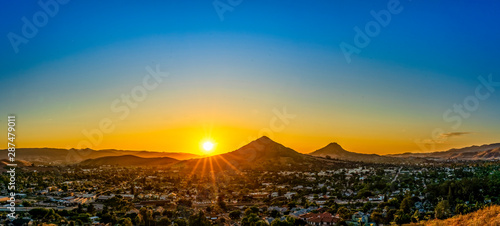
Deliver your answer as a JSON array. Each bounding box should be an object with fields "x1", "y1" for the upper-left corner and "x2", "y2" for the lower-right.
[
  {"x1": 0, "y1": 159, "x2": 32, "y2": 167},
  {"x1": 2, "y1": 148, "x2": 200, "y2": 165},
  {"x1": 175, "y1": 136, "x2": 318, "y2": 171},
  {"x1": 79, "y1": 155, "x2": 179, "y2": 167},
  {"x1": 309, "y1": 142, "x2": 408, "y2": 163},
  {"x1": 389, "y1": 143, "x2": 500, "y2": 161},
  {"x1": 409, "y1": 205, "x2": 500, "y2": 226}
]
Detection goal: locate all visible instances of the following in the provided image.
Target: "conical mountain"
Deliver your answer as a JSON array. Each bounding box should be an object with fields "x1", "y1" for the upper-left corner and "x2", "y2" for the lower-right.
[
  {"x1": 310, "y1": 142, "x2": 349, "y2": 156},
  {"x1": 310, "y1": 142, "x2": 396, "y2": 163},
  {"x1": 224, "y1": 136, "x2": 305, "y2": 160}
]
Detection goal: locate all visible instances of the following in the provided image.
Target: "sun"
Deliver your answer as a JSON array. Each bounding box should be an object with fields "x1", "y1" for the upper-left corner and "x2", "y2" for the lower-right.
[{"x1": 202, "y1": 141, "x2": 215, "y2": 152}]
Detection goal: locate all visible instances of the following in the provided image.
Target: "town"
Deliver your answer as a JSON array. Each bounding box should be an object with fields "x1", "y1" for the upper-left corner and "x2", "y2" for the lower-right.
[{"x1": 1, "y1": 160, "x2": 499, "y2": 225}]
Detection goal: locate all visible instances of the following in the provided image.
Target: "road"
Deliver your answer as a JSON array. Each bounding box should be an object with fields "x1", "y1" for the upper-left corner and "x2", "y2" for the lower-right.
[{"x1": 391, "y1": 167, "x2": 403, "y2": 183}]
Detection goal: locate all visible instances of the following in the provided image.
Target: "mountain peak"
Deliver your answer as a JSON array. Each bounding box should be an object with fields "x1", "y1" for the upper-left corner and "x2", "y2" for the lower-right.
[
  {"x1": 224, "y1": 135, "x2": 304, "y2": 161},
  {"x1": 256, "y1": 136, "x2": 272, "y2": 142},
  {"x1": 327, "y1": 142, "x2": 341, "y2": 147},
  {"x1": 309, "y1": 142, "x2": 348, "y2": 156},
  {"x1": 324, "y1": 142, "x2": 347, "y2": 151}
]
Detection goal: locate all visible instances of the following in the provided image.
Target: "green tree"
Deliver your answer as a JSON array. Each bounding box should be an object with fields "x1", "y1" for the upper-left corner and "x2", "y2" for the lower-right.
[
  {"x1": 229, "y1": 210, "x2": 242, "y2": 220},
  {"x1": 245, "y1": 206, "x2": 259, "y2": 215},
  {"x1": 21, "y1": 200, "x2": 32, "y2": 207},
  {"x1": 87, "y1": 203, "x2": 95, "y2": 213},
  {"x1": 370, "y1": 211, "x2": 384, "y2": 224},
  {"x1": 337, "y1": 207, "x2": 351, "y2": 221},
  {"x1": 411, "y1": 210, "x2": 420, "y2": 223},
  {"x1": 173, "y1": 218, "x2": 188, "y2": 226},
  {"x1": 455, "y1": 203, "x2": 469, "y2": 215},
  {"x1": 158, "y1": 217, "x2": 172, "y2": 226},
  {"x1": 394, "y1": 212, "x2": 411, "y2": 225},
  {"x1": 188, "y1": 211, "x2": 211, "y2": 226},
  {"x1": 241, "y1": 213, "x2": 267, "y2": 226},
  {"x1": 435, "y1": 200, "x2": 451, "y2": 219},
  {"x1": 121, "y1": 217, "x2": 134, "y2": 226},
  {"x1": 270, "y1": 209, "x2": 281, "y2": 218},
  {"x1": 400, "y1": 195, "x2": 414, "y2": 214},
  {"x1": 29, "y1": 208, "x2": 50, "y2": 221},
  {"x1": 217, "y1": 195, "x2": 227, "y2": 211}
]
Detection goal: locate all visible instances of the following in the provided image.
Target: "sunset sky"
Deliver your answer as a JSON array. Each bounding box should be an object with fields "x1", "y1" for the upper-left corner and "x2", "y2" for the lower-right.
[{"x1": 1, "y1": 1, "x2": 500, "y2": 155}]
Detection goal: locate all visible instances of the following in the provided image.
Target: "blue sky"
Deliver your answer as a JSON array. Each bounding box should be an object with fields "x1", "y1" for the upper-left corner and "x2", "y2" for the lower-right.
[{"x1": 1, "y1": 0, "x2": 499, "y2": 154}]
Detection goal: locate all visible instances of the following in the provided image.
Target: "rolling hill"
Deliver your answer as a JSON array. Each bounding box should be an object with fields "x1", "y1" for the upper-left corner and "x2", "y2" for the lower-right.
[
  {"x1": 0, "y1": 159, "x2": 32, "y2": 167},
  {"x1": 79, "y1": 155, "x2": 179, "y2": 166},
  {"x1": 389, "y1": 143, "x2": 500, "y2": 160},
  {"x1": 3, "y1": 148, "x2": 200, "y2": 165}
]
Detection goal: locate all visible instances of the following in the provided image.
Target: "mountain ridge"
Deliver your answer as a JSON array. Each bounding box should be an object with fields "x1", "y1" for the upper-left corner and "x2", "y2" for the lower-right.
[
  {"x1": 10, "y1": 139, "x2": 500, "y2": 167},
  {"x1": 4, "y1": 148, "x2": 200, "y2": 165},
  {"x1": 79, "y1": 155, "x2": 179, "y2": 166},
  {"x1": 388, "y1": 143, "x2": 500, "y2": 160}
]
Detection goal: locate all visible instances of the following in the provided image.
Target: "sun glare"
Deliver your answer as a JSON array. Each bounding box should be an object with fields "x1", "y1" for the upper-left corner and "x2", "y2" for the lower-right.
[{"x1": 202, "y1": 141, "x2": 214, "y2": 152}]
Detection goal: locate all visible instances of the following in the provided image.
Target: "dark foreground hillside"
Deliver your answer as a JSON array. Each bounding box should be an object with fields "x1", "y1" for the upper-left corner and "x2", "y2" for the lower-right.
[{"x1": 408, "y1": 205, "x2": 500, "y2": 226}]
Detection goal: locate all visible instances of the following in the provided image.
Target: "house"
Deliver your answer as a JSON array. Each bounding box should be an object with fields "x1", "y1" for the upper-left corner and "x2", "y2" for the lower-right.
[
  {"x1": 284, "y1": 192, "x2": 297, "y2": 199},
  {"x1": 300, "y1": 212, "x2": 340, "y2": 226}
]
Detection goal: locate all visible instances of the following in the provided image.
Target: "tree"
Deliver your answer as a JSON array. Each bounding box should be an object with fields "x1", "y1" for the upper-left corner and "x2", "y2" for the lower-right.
[
  {"x1": 370, "y1": 211, "x2": 384, "y2": 224},
  {"x1": 394, "y1": 211, "x2": 411, "y2": 225},
  {"x1": 245, "y1": 206, "x2": 259, "y2": 216},
  {"x1": 134, "y1": 214, "x2": 143, "y2": 225},
  {"x1": 435, "y1": 200, "x2": 451, "y2": 219},
  {"x1": 411, "y1": 210, "x2": 420, "y2": 223},
  {"x1": 87, "y1": 203, "x2": 95, "y2": 213},
  {"x1": 337, "y1": 207, "x2": 351, "y2": 221},
  {"x1": 455, "y1": 203, "x2": 469, "y2": 215},
  {"x1": 121, "y1": 217, "x2": 134, "y2": 226},
  {"x1": 241, "y1": 213, "x2": 267, "y2": 226},
  {"x1": 229, "y1": 210, "x2": 242, "y2": 220},
  {"x1": 163, "y1": 209, "x2": 175, "y2": 218},
  {"x1": 400, "y1": 195, "x2": 414, "y2": 214},
  {"x1": 270, "y1": 209, "x2": 281, "y2": 218},
  {"x1": 75, "y1": 213, "x2": 91, "y2": 224},
  {"x1": 173, "y1": 218, "x2": 188, "y2": 226},
  {"x1": 362, "y1": 202, "x2": 373, "y2": 213},
  {"x1": 22, "y1": 200, "x2": 32, "y2": 207},
  {"x1": 217, "y1": 195, "x2": 227, "y2": 211},
  {"x1": 29, "y1": 208, "x2": 50, "y2": 220},
  {"x1": 270, "y1": 217, "x2": 295, "y2": 226},
  {"x1": 188, "y1": 211, "x2": 211, "y2": 226},
  {"x1": 100, "y1": 213, "x2": 116, "y2": 224},
  {"x1": 177, "y1": 198, "x2": 193, "y2": 208},
  {"x1": 158, "y1": 217, "x2": 172, "y2": 226}
]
